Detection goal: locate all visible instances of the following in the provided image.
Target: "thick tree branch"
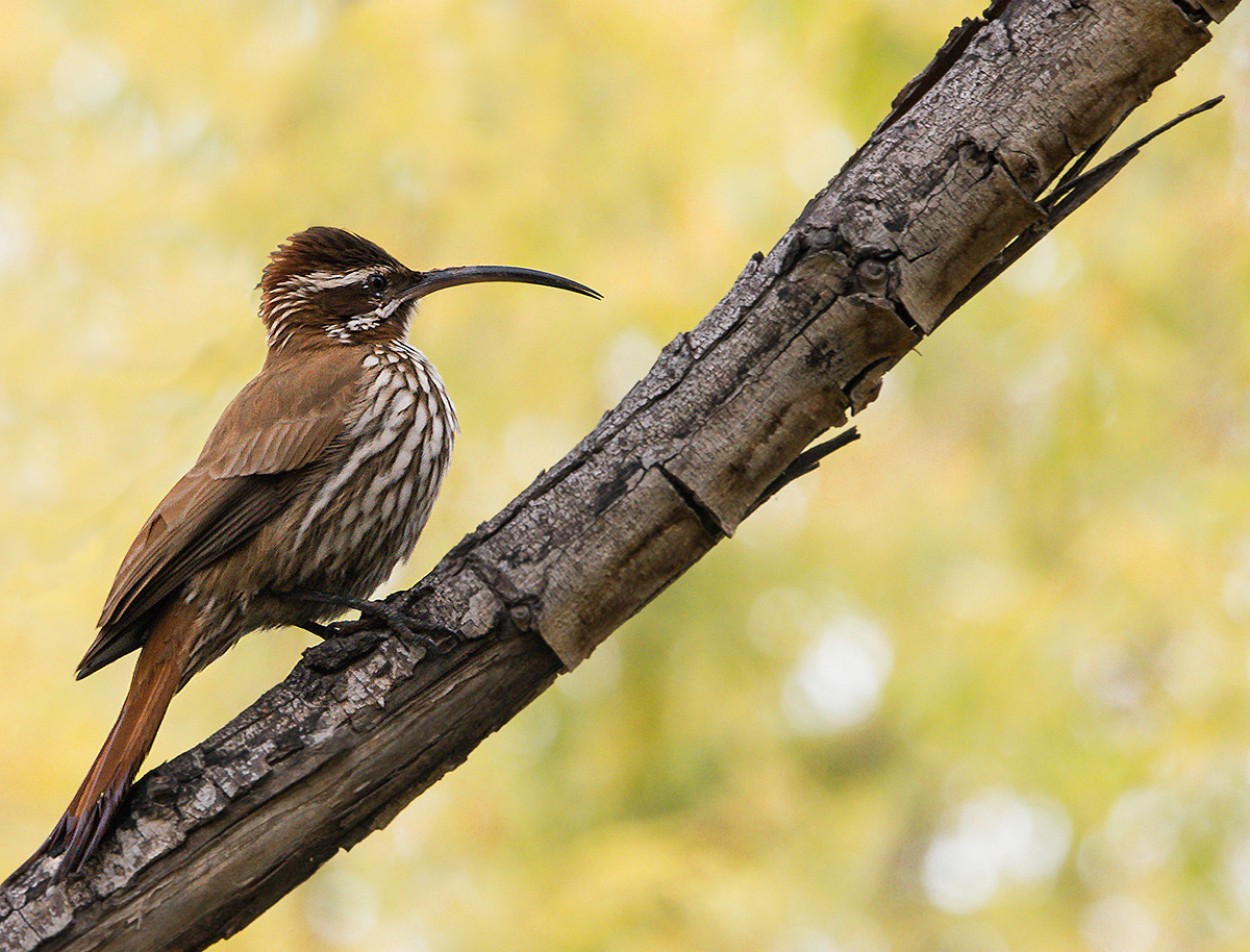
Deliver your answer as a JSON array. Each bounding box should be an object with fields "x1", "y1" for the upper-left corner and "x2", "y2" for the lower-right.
[{"x1": 0, "y1": 0, "x2": 1235, "y2": 948}]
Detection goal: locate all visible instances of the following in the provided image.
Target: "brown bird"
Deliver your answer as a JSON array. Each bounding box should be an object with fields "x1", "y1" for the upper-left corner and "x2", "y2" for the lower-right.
[{"x1": 24, "y1": 226, "x2": 599, "y2": 879}]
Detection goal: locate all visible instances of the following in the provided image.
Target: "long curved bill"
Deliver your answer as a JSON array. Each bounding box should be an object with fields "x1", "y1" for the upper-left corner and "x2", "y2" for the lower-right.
[{"x1": 404, "y1": 265, "x2": 602, "y2": 302}]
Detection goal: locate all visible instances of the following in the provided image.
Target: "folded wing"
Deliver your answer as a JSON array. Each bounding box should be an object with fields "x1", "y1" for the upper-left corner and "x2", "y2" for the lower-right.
[{"x1": 78, "y1": 348, "x2": 364, "y2": 678}]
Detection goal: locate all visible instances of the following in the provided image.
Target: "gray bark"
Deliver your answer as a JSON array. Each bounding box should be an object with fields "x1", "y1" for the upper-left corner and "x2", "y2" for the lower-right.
[{"x1": 0, "y1": 0, "x2": 1236, "y2": 948}]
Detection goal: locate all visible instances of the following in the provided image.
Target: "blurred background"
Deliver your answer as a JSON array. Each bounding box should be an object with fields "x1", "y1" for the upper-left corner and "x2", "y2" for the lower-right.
[{"x1": 0, "y1": 2, "x2": 1248, "y2": 950}]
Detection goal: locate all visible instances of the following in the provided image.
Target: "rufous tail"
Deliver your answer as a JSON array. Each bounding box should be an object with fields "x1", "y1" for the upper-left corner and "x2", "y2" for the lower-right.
[{"x1": 27, "y1": 600, "x2": 195, "y2": 881}]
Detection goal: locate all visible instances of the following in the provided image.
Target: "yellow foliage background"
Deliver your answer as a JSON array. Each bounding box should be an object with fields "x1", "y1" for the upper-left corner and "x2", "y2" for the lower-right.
[{"x1": 1, "y1": 2, "x2": 1249, "y2": 950}]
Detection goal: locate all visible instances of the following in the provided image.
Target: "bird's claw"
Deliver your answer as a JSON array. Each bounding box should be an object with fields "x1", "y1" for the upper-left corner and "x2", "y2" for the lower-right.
[{"x1": 289, "y1": 591, "x2": 462, "y2": 656}]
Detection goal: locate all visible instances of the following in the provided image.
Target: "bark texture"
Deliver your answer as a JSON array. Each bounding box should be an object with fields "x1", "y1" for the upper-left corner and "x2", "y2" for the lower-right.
[{"x1": 0, "y1": 0, "x2": 1234, "y2": 948}]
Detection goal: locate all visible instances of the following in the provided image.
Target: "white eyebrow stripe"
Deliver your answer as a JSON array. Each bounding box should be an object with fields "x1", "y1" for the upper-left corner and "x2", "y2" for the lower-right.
[{"x1": 298, "y1": 268, "x2": 379, "y2": 291}]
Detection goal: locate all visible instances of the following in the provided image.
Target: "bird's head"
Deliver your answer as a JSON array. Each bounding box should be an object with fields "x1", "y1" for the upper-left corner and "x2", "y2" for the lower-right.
[{"x1": 259, "y1": 226, "x2": 600, "y2": 350}]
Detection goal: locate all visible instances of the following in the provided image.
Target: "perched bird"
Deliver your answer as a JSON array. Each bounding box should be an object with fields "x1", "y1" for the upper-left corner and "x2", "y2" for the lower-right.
[{"x1": 23, "y1": 226, "x2": 599, "y2": 879}]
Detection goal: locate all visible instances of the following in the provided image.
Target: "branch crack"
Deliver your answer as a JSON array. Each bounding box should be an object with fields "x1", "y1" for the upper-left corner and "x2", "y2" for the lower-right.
[{"x1": 656, "y1": 463, "x2": 729, "y2": 540}]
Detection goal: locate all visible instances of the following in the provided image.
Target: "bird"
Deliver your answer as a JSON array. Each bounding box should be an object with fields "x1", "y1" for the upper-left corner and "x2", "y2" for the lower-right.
[{"x1": 19, "y1": 226, "x2": 600, "y2": 880}]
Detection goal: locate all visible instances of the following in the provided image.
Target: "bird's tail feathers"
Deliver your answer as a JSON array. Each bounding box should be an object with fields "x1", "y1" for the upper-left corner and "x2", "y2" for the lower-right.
[{"x1": 14, "y1": 600, "x2": 195, "y2": 882}]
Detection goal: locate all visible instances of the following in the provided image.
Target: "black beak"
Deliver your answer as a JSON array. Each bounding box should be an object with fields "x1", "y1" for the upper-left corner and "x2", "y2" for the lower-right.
[{"x1": 403, "y1": 265, "x2": 602, "y2": 302}]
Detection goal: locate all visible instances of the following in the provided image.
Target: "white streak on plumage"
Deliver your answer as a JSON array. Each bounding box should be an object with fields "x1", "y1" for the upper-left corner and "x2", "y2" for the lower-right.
[{"x1": 293, "y1": 341, "x2": 456, "y2": 587}]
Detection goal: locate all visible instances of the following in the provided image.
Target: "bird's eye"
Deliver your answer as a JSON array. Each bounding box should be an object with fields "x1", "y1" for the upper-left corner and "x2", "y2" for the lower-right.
[{"x1": 366, "y1": 273, "x2": 388, "y2": 293}]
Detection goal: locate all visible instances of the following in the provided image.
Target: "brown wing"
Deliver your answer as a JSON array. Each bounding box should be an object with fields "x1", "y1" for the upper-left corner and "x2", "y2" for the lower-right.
[{"x1": 77, "y1": 347, "x2": 365, "y2": 678}]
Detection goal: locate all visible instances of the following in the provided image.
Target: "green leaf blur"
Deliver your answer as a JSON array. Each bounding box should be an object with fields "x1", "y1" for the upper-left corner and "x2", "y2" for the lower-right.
[{"x1": 1, "y1": 2, "x2": 1248, "y2": 950}]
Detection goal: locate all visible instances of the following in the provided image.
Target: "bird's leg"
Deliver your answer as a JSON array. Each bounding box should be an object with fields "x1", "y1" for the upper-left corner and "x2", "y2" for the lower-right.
[
  {"x1": 283, "y1": 590, "x2": 418, "y2": 639},
  {"x1": 278, "y1": 590, "x2": 461, "y2": 654},
  {"x1": 293, "y1": 618, "x2": 347, "y2": 640}
]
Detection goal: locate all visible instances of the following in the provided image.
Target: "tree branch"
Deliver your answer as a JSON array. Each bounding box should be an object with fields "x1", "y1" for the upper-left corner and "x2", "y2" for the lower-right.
[{"x1": 0, "y1": 1, "x2": 1234, "y2": 948}]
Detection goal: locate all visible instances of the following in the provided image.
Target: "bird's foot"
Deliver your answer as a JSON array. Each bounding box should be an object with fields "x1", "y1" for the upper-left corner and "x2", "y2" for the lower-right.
[
  {"x1": 284, "y1": 591, "x2": 461, "y2": 655},
  {"x1": 295, "y1": 619, "x2": 346, "y2": 640}
]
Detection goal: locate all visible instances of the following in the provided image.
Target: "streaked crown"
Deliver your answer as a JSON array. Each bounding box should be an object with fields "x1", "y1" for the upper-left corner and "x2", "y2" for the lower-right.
[
  {"x1": 260, "y1": 227, "x2": 419, "y2": 350},
  {"x1": 258, "y1": 225, "x2": 602, "y2": 353}
]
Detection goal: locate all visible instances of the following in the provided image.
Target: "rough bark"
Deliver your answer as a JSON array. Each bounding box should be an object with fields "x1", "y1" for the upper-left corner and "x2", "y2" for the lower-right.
[{"x1": 0, "y1": 0, "x2": 1234, "y2": 948}]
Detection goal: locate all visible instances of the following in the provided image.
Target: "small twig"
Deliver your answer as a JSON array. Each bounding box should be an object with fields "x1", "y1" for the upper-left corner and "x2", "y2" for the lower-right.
[
  {"x1": 938, "y1": 96, "x2": 1224, "y2": 324},
  {"x1": 1048, "y1": 95, "x2": 1223, "y2": 209},
  {"x1": 746, "y1": 427, "x2": 861, "y2": 518},
  {"x1": 1047, "y1": 113, "x2": 1127, "y2": 201}
]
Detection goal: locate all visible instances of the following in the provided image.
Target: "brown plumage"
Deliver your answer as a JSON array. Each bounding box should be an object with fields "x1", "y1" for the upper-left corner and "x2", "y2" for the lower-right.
[{"x1": 18, "y1": 226, "x2": 599, "y2": 880}]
